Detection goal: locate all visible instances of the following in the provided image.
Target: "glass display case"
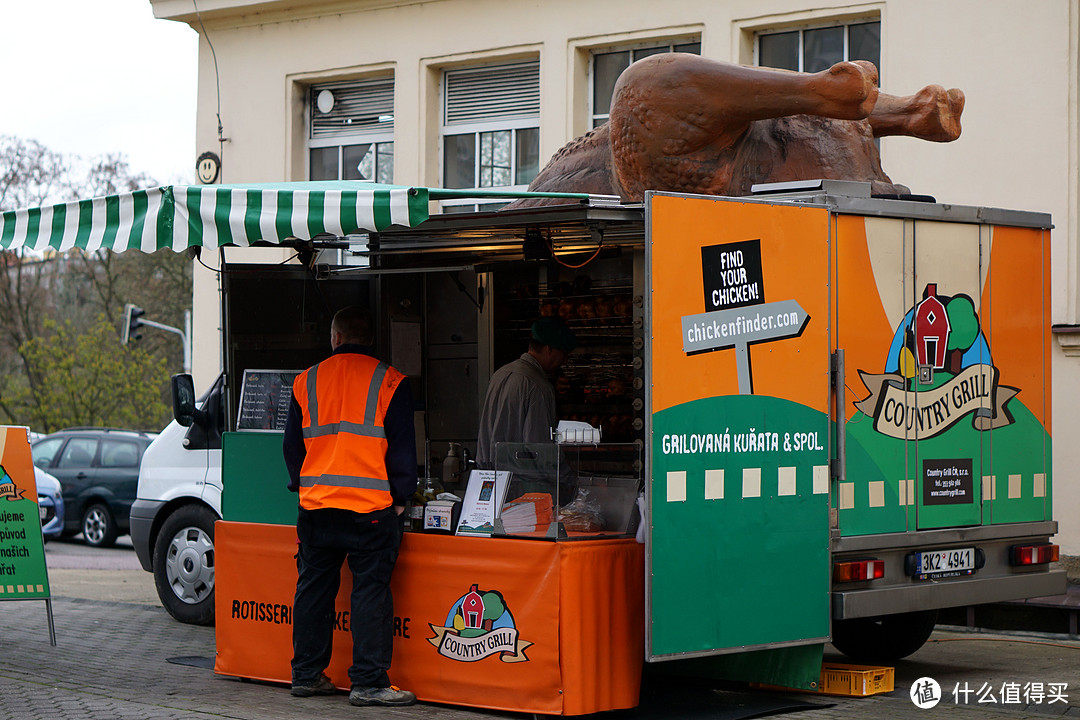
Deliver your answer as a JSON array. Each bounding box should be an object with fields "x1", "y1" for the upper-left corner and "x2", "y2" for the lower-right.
[{"x1": 491, "y1": 427, "x2": 642, "y2": 540}]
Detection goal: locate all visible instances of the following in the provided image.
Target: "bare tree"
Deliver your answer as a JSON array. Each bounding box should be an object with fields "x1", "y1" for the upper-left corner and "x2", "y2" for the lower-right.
[
  {"x1": 0, "y1": 136, "x2": 70, "y2": 210},
  {"x1": 0, "y1": 135, "x2": 192, "y2": 429}
]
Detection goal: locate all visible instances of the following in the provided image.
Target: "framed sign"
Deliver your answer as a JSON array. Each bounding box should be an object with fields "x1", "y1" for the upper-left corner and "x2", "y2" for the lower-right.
[
  {"x1": 237, "y1": 370, "x2": 302, "y2": 431},
  {"x1": 456, "y1": 470, "x2": 511, "y2": 536}
]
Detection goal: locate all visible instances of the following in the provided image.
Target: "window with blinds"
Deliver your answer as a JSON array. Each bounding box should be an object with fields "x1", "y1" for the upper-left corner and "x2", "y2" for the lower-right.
[
  {"x1": 308, "y1": 78, "x2": 395, "y2": 183},
  {"x1": 441, "y1": 60, "x2": 541, "y2": 205},
  {"x1": 444, "y1": 61, "x2": 539, "y2": 125}
]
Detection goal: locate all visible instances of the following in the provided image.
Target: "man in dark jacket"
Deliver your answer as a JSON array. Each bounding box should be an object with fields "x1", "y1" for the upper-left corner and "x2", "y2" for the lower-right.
[{"x1": 283, "y1": 306, "x2": 418, "y2": 707}]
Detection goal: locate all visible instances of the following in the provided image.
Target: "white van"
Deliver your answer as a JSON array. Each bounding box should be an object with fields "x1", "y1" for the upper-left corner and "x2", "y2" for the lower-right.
[{"x1": 130, "y1": 375, "x2": 224, "y2": 625}]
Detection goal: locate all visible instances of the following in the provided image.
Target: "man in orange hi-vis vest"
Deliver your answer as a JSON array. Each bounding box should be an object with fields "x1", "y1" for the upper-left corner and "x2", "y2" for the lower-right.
[{"x1": 283, "y1": 306, "x2": 419, "y2": 707}]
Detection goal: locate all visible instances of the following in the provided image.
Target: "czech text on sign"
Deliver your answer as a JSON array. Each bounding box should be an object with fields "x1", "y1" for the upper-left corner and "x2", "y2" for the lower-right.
[{"x1": 0, "y1": 427, "x2": 50, "y2": 599}]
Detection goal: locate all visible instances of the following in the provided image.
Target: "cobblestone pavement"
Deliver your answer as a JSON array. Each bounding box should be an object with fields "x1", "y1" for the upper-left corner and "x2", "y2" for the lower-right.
[{"x1": 1, "y1": 593, "x2": 1077, "y2": 719}]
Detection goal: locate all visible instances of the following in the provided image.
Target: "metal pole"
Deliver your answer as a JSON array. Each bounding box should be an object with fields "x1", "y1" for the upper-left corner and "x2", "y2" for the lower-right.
[
  {"x1": 183, "y1": 309, "x2": 192, "y2": 374},
  {"x1": 135, "y1": 318, "x2": 190, "y2": 374},
  {"x1": 833, "y1": 349, "x2": 846, "y2": 484},
  {"x1": 45, "y1": 598, "x2": 56, "y2": 646}
]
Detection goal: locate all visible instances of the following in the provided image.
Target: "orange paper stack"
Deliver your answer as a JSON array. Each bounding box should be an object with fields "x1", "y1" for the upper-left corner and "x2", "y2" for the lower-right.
[{"x1": 499, "y1": 493, "x2": 554, "y2": 533}]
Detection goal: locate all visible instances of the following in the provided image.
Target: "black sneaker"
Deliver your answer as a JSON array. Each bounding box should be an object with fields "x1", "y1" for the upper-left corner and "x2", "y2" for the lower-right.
[
  {"x1": 291, "y1": 673, "x2": 337, "y2": 697},
  {"x1": 349, "y1": 685, "x2": 417, "y2": 707}
]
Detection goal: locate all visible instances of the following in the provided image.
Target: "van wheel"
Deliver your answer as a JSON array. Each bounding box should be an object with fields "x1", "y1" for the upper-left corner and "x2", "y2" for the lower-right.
[
  {"x1": 831, "y1": 609, "x2": 939, "y2": 662},
  {"x1": 154, "y1": 505, "x2": 217, "y2": 626},
  {"x1": 82, "y1": 503, "x2": 118, "y2": 548}
]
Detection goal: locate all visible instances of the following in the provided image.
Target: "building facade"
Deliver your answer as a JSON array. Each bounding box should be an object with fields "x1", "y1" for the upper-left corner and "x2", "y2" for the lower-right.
[{"x1": 150, "y1": 0, "x2": 1080, "y2": 553}]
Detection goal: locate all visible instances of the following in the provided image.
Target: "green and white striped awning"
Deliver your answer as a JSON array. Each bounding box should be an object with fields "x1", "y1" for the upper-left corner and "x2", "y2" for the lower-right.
[
  {"x1": 0, "y1": 182, "x2": 596, "y2": 254},
  {"x1": 0, "y1": 182, "x2": 430, "y2": 253}
]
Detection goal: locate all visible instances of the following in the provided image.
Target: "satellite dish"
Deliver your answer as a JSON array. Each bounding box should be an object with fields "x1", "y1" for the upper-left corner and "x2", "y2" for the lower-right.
[{"x1": 316, "y1": 89, "x2": 335, "y2": 114}]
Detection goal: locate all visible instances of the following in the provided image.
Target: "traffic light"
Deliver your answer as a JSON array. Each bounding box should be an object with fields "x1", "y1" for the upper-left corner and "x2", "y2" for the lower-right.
[{"x1": 122, "y1": 303, "x2": 145, "y2": 345}]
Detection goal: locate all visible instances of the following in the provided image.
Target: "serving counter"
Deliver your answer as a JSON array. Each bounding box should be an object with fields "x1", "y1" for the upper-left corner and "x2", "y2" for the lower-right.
[{"x1": 213, "y1": 433, "x2": 645, "y2": 716}]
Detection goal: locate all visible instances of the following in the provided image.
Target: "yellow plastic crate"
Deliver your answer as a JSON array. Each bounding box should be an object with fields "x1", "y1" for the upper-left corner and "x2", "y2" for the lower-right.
[
  {"x1": 819, "y1": 663, "x2": 895, "y2": 697},
  {"x1": 751, "y1": 662, "x2": 894, "y2": 697}
]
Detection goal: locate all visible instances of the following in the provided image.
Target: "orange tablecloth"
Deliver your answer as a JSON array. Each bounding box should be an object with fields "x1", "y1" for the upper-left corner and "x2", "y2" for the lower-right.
[{"x1": 214, "y1": 522, "x2": 644, "y2": 715}]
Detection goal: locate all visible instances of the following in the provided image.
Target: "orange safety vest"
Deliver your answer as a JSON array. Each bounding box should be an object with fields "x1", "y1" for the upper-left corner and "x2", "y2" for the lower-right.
[{"x1": 293, "y1": 352, "x2": 405, "y2": 514}]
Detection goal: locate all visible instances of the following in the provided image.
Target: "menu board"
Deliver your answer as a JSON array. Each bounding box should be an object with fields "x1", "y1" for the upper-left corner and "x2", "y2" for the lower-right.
[{"x1": 237, "y1": 370, "x2": 302, "y2": 431}]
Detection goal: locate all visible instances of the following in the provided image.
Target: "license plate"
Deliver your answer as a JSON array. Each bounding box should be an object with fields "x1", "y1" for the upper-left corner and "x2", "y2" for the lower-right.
[
  {"x1": 913, "y1": 547, "x2": 975, "y2": 580},
  {"x1": 38, "y1": 505, "x2": 47, "y2": 521}
]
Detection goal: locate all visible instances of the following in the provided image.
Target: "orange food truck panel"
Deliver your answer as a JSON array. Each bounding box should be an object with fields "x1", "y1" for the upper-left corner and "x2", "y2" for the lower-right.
[{"x1": 214, "y1": 521, "x2": 643, "y2": 716}]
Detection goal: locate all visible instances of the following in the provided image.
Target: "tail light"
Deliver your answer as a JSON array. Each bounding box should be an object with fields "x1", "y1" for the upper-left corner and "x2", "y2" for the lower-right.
[
  {"x1": 833, "y1": 559, "x2": 885, "y2": 582},
  {"x1": 1010, "y1": 544, "x2": 1059, "y2": 566}
]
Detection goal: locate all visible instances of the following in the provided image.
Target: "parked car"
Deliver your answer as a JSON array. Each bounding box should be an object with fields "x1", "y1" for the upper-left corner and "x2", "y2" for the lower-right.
[
  {"x1": 35, "y1": 467, "x2": 64, "y2": 542},
  {"x1": 31, "y1": 428, "x2": 157, "y2": 547}
]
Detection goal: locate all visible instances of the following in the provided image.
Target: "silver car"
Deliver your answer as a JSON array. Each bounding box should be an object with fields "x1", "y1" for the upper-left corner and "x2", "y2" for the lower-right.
[{"x1": 36, "y1": 467, "x2": 64, "y2": 542}]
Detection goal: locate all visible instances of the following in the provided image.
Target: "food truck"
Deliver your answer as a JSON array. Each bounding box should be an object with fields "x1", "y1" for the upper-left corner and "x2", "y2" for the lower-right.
[
  {"x1": 196, "y1": 180, "x2": 1065, "y2": 713},
  {"x1": 3, "y1": 179, "x2": 1064, "y2": 713}
]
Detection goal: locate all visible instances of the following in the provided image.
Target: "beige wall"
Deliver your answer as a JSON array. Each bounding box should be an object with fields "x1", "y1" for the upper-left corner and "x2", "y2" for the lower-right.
[{"x1": 155, "y1": 0, "x2": 1080, "y2": 551}]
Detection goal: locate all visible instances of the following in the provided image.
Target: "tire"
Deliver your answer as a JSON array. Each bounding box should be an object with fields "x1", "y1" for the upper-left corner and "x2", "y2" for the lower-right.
[
  {"x1": 154, "y1": 505, "x2": 217, "y2": 626},
  {"x1": 831, "y1": 609, "x2": 939, "y2": 663},
  {"x1": 82, "y1": 503, "x2": 118, "y2": 548}
]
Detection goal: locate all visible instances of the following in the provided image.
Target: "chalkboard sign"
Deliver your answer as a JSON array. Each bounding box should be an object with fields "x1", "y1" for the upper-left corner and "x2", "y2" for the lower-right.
[{"x1": 237, "y1": 370, "x2": 302, "y2": 431}]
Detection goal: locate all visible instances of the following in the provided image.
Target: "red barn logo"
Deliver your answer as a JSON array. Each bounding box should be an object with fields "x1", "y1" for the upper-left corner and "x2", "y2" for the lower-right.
[
  {"x1": 427, "y1": 584, "x2": 532, "y2": 663},
  {"x1": 914, "y1": 284, "x2": 950, "y2": 369}
]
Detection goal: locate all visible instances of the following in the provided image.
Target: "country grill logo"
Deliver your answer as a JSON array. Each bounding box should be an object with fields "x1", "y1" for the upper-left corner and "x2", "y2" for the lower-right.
[
  {"x1": 856, "y1": 283, "x2": 1017, "y2": 439},
  {"x1": 427, "y1": 584, "x2": 532, "y2": 663}
]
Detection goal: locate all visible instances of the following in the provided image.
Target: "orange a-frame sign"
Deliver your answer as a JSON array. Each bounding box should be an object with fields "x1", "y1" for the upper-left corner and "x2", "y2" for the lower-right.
[{"x1": 0, "y1": 426, "x2": 55, "y2": 644}]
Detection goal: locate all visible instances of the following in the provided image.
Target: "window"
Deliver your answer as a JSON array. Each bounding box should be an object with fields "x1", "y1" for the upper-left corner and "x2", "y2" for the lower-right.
[
  {"x1": 591, "y1": 40, "x2": 701, "y2": 128},
  {"x1": 58, "y1": 439, "x2": 98, "y2": 469},
  {"x1": 441, "y1": 61, "x2": 540, "y2": 211},
  {"x1": 100, "y1": 439, "x2": 140, "y2": 468},
  {"x1": 757, "y1": 21, "x2": 879, "y2": 74},
  {"x1": 308, "y1": 78, "x2": 395, "y2": 183},
  {"x1": 32, "y1": 438, "x2": 63, "y2": 468}
]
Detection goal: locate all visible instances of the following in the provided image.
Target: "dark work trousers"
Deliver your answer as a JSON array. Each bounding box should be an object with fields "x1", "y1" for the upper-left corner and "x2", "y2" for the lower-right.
[{"x1": 291, "y1": 505, "x2": 402, "y2": 688}]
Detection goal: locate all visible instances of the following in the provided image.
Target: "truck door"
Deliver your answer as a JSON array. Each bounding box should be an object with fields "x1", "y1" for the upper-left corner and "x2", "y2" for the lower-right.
[
  {"x1": 837, "y1": 217, "x2": 988, "y2": 531},
  {"x1": 837, "y1": 217, "x2": 1050, "y2": 535},
  {"x1": 907, "y1": 221, "x2": 988, "y2": 529},
  {"x1": 645, "y1": 193, "x2": 831, "y2": 679},
  {"x1": 978, "y1": 224, "x2": 1052, "y2": 526}
]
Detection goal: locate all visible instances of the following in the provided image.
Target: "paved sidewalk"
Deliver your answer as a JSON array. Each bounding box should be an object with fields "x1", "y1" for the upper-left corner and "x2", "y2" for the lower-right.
[
  {"x1": 1, "y1": 594, "x2": 1077, "y2": 719},
  {"x1": 0, "y1": 596, "x2": 503, "y2": 720}
]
